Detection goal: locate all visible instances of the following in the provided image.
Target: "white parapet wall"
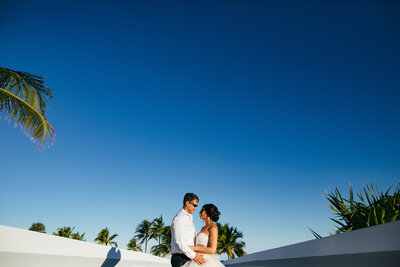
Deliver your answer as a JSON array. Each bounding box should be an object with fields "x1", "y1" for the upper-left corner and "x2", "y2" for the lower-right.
[
  {"x1": 0, "y1": 224, "x2": 172, "y2": 267},
  {"x1": 224, "y1": 221, "x2": 400, "y2": 267}
]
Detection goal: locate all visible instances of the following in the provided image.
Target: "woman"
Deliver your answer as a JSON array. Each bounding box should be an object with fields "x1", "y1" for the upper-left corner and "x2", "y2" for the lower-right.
[{"x1": 184, "y1": 204, "x2": 224, "y2": 267}]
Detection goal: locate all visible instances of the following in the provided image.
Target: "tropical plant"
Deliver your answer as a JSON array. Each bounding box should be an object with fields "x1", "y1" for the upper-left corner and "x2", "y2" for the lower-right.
[
  {"x1": 328, "y1": 183, "x2": 399, "y2": 232},
  {"x1": 310, "y1": 183, "x2": 400, "y2": 238},
  {"x1": 29, "y1": 222, "x2": 46, "y2": 233},
  {"x1": 150, "y1": 215, "x2": 165, "y2": 245},
  {"x1": 53, "y1": 226, "x2": 75, "y2": 238},
  {"x1": 135, "y1": 219, "x2": 152, "y2": 253},
  {"x1": 151, "y1": 225, "x2": 171, "y2": 257},
  {"x1": 95, "y1": 227, "x2": 118, "y2": 247},
  {"x1": 52, "y1": 226, "x2": 86, "y2": 241},
  {"x1": 0, "y1": 67, "x2": 55, "y2": 149},
  {"x1": 217, "y1": 223, "x2": 246, "y2": 259},
  {"x1": 71, "y1": 232, "x2": 86, "y2": 241},
  {"x1": 127, "y1": 237, "x2": 143, "y2": 252}
]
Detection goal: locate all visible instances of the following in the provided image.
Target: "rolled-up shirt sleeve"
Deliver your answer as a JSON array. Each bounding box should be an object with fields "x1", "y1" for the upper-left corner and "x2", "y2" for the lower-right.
[{"x1": 172, "y1": 215, "x2": 196, "y2": 259}]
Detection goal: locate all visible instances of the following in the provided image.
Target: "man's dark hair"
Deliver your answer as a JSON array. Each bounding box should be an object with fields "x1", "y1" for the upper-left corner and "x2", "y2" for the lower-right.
[{"x1": 183, "y1": 193, "x2": 199, "y2": 207}]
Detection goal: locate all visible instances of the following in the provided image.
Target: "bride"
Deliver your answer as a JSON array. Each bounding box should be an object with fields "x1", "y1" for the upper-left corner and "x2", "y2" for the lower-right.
[{"x1": 184, "y1": 204, "x2": 224, "y2": 267}]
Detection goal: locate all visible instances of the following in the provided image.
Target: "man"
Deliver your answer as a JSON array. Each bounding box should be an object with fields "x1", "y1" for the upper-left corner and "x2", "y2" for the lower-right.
[{"x1": 171, "y1": 193, "x2": 206, "y2": 267}]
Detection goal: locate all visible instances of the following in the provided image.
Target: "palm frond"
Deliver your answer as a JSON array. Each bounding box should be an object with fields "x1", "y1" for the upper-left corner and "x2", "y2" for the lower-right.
[
  {"x1": 29, "y1": 222, "x2": 46, "y2": 233},
  {"x1": 324, "y1": 183, "x2": 400, "y2": 234},
  {"x1": 0, "y1": 67, "x2": 53, "y2": 114},
  {"x1": 308, "y1": 227, "x2": 322, "y2": 239},
  {"x1": 127, "y1": 237, "x2": 143, "y2": 252},
  {"x1": 217, "y1": 223, "x2": 246, "y2": 259},
  {"x1": 0, "y1": 87, "x2": 55, "y2": 149},
  {"x1": 71, "y1": 232, "x2": 86, "y2": 241},
  {"x1": 109, "y1": 233, "x2": 118, "y2": 240},
  {"x1": 135, "y1": 220, "x2": 151, "y2": 252}
]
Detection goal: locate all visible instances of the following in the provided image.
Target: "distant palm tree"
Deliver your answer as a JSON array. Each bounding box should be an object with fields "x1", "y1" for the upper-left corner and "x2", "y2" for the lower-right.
[
  {"x1": 135, "y1": 220, "x2": 151, "y2": 253},
  {"x1": 95, "y1": 227, "x2": 118, "y2": 247},
  {"x1": 29, "y1": 222, "x2": 46, "y2": 233},
  {"x1": 71, "y1": 232, "x2": 86, "y2": 241},
  {"x1": 151, "y1": 225, "x2": 171, "y2": 257},
  {"x1": 127, "y1": 237, "x2": 143, "y2": 252},
  {"x1": 53, "y1": 226, "x2": 75, "y2": 238},
  {"x1": 0, "y1": 67, "x2": 55, "y2": 149},
  {"x1": 150, "y1": 215, "x2": 165, "y2": 245},
  {"x1": 217, "y1": 223, "x2": 246, "y2": 259}
]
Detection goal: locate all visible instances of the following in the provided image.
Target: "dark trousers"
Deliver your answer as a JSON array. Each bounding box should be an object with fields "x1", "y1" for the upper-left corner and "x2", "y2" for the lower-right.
[{"x1": 171, "y1": 254, "x2": 190, "y2": 267}]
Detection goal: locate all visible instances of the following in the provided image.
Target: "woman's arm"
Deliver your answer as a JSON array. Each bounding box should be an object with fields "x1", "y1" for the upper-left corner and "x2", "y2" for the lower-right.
[{"x1": 189, "y1": 226, "x2": 218, "y2": 254}]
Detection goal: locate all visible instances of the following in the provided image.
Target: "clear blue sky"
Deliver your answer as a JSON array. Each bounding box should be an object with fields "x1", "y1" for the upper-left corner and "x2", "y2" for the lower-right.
[{"x1": 1, "y1": 0, "x2": 399, "y2": 256}]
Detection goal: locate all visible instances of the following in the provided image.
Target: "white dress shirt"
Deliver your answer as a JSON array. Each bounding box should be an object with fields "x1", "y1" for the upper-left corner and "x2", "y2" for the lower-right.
[{"x1": 171, "y1": 209, "x2": 197, "y2": 259}]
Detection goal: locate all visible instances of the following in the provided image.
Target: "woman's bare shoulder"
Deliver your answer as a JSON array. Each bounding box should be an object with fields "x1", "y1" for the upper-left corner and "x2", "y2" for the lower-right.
[{"x1": 210, "y1": 224, "x2": 218, "y2": 231}]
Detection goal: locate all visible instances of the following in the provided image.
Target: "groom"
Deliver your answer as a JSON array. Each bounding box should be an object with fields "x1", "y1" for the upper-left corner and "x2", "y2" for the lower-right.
[{"x1": 171, "y1": 193, "x2": 206, "y2": 267}]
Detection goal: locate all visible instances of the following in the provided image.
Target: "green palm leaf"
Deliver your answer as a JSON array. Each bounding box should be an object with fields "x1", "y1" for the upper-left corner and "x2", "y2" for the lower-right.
[
  {"x1": 0, "y1": 88, "x2": 55, "y2": 148},
  {"x1": 150, "y1": 215, "x2": 165, "y2": 245},
  {"x1": 29, "y1": 222, "x2": 46, "y2": 233},
  {"x1": 150, "y1": 225, "x2": 171, "y2": 257},
  {"x1": 0, "y1": 67, "x2": 55, "y2": 148},
  {"x1": 135, "y1": 220, "x2": 151, "y2": 253},
  {"x1": 216, "y1": 223, "x2": 246, "y2": 259},
  {"x1": 127, "y1": 237, "x2": 143, "y2": 252},
  {"x1": 95, "y1": 227, "x2": 118, "y2": 247},
  {"x1": 53, "y1": 226, "x2": 75, "y2": 238},
  {"x1": 323, "y1": 183, "x2": 400, "y2": 234},
  {"x1": 0, "y1": 67, "x2": 53, "y2": 113},
  {"x1": 71, "y1": 232, "x2": 86, "y2": 241}
]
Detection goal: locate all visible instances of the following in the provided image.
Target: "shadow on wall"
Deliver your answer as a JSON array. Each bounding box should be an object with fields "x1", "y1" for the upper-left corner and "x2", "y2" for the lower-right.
[{"x1": 101, "y1": 247, "x2": 121, "y2": 267}]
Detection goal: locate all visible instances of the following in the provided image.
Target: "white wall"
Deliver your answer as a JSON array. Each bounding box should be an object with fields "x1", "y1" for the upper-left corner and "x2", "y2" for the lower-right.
[
  {"x1": 224, "y1": 221, "x2": 400, "y2": 267},
  {"x1": 2, "y1": 222, "x2": 400, "y2": 267},
  {"x1": 0, "y1": 225, "x2": 171, "y2": 267}
]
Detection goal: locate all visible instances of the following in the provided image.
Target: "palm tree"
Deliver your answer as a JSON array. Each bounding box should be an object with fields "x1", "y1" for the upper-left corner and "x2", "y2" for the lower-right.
[
  {"x1": 71, "y1": 232, "x2": 86, "y2": 241},
  {"x1": 29, "y1": 222, "x2": 46, "y2": 233},
  {"x1": 217, "y1": 223, "x2": 246, "y2": 259},
  {"x1": 53, "y1": 226, "x2": 75, "y2": 238},
  {"x1": 150, "y1": 215, "x2": 165, "y2": 245},
  {"x1": 0, "y1": 67, "x2": 55, "y2": 149},
  {"x1": 95, "y1": 227, "x2": 118, "y2": 247},
  {"x1": 151, "y1": 225, "x2": 171, "y2": 257},
  {"x1": 135, "y1": 220, "x2": 152, "y2": 253},
  {"x1": 127, "y1": 237, "x2": 143, "y2": 252}
]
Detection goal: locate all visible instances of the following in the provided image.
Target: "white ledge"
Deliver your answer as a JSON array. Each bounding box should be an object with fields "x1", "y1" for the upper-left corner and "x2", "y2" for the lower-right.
[
  {"x1": 0, "y1": 224, "x2": 171, "y2": 267},
  {"x1": 224, "y1": 221, "x2": 400, "y2": 267}
]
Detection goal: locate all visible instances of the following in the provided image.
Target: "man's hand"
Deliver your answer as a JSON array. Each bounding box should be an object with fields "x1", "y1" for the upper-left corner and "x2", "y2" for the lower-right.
[{"x1": 193, "y1": 253, "x2": 206, "y2": 266}]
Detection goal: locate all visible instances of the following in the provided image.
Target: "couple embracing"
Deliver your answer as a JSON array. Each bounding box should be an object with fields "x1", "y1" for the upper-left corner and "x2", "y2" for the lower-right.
[{"x1": 171, "y1": 193, "x2": 224, "y2": 267}]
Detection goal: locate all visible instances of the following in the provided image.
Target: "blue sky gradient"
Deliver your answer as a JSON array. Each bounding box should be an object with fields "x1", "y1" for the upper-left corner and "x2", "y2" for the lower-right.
[{"x1": 1, "y1": 0, "x2": 399, "y2": 255}]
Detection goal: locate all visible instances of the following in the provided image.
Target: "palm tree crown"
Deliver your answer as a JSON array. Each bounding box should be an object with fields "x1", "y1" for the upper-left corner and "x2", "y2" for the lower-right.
[
  {"x1": 135, "y1": 219, "x2": 152, "y2": 253},
  {"x1": 53, "y1": 226, "x2": 75, "y2": 238},
  {"x1": 29, "y1": 222, "x2": 46, "y2": 233},
  {"x1": 217, "y1": 223, "x2": 246, "y2": 259},
  {"x1": 71, "y1": 232, "x2": 86, "y2": 241},
  {"x1": 95, "y1": 227, "x2": 118, "y2": 247},
  {"x1": 127, "y1": 237, "x2": 143, "y2": 252},
  {"x1": 0, "y1": 67, "x2": 55, "y2": 149},
  {"x1": 150, "y1": 225, "x2": 171, "y2": 257},
  {"x1": 150, "y1": 215, "x2": 165, "y2": 245}
]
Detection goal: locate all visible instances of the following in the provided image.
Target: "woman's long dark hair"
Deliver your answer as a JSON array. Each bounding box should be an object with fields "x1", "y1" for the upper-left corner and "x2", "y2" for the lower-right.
[{"x1": 201, "y1": 204, "x2": 220, "y2": 222}]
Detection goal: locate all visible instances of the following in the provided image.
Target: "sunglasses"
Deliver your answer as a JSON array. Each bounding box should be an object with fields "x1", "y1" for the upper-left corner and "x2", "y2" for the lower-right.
[{"x1": 190, "y1": 202, "x2": 198, "y2": 207}]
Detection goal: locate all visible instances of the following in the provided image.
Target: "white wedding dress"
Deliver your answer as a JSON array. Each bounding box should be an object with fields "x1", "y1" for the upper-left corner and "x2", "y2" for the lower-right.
[{"x1": 184, "y1": 232, "x2": 224, "y2": 267}]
